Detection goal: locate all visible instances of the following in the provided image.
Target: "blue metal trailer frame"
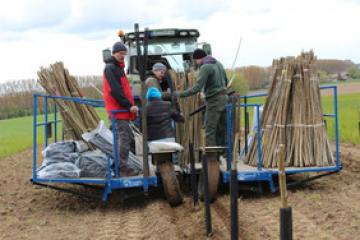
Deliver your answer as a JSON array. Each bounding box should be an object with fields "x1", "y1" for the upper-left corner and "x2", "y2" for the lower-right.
[
  {"x1": 31, "y1": 94, "x2": 158, "y2": 201},
  {"x1": 222, "y1": 85, "x2": 341, "y2": 192}
]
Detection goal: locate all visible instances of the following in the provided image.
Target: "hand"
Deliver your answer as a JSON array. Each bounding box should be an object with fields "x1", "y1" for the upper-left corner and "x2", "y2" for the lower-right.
[
  {"x1": 130, "y1": 106, "x2": 139, "y2": 113},
  {"x1": 172, "y1": 91, "x2": 180, "y2": 98}
]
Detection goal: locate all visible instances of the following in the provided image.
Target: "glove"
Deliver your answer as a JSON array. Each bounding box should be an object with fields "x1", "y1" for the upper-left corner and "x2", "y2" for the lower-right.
[{"x1": 172, "y1": 91, "x2": 180, "y2": 98}]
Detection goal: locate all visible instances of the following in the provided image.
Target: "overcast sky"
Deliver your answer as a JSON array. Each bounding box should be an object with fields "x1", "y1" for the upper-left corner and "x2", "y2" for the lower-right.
[{"x1": 0, "y1": 0, "x2": 359, "y2": 82}]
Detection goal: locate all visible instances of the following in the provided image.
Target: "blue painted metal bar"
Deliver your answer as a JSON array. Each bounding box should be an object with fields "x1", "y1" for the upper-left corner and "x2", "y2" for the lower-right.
[
  {"x1": 34, "y1": 178, "x2": 107, "y2": 184},
  {"x1": 226, "y1": 104, "x2": 232, "y2": 170},
  {"x1": 256, "y1": 105, "x2": 263, "y2": 171},
  {"x1": 275, "y1": 166, "x2": 339, "y2": 174},
  {"x1": 103, "y1": 156, "x2": 113, "y2": 201},
  {"x1": 44, "y1": 96, "x2": 48, "y2": 147},
  {"x1": 320, "y1": 85, "x2": 336, "y2": 90},
  {"x1": 334, "y1": 86, "x2": 340, "y2": 168},
  {"x1": 107, "y1": 156, "x2": 112, "y2": 180},
  {"x1": 33, "y1": 95, "x2": 38, "y2": 181},
  {"x1": 226, "y1": 103, "x2": 262, "y2": 108},
  {"x1": 239, "y1": 92, "x2": 267, "y2": 99},
  {"x1": 33, "y1": 93, "x2": 104, "y2": 107},
  {"x1": 54, "y1": 103, "x2": 58, "y2": 143},
  {"x1": 33, "y1": 176, "x2": 159, "y2": 186},
  {"x1": 323, "y1": 114, "x2": 336, "y2": 117}
]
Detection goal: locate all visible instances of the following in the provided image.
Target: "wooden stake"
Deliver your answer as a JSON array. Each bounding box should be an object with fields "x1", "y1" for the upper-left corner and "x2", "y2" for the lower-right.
[{"x1": 277, "y1": 144, "x2": 288, "y2": 208}]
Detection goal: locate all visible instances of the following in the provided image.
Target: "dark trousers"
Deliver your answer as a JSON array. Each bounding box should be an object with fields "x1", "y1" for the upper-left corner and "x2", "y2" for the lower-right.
[
  {"x1": 204, "y1": 94, "x2": 227, "y2": 146},
  {"x1": 115, "y1": 120, "x2": 134, "y2": 170}
]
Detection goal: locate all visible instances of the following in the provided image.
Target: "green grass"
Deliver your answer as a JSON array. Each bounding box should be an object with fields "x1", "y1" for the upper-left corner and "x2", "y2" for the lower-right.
[
  {"x1": 0, "y1": 108, "x2": 108, "y2": 159},
  {"x1": 0, "y1": 115, "x2": 49, "y2": 159},
  {"x1": 322, "y1": 93, "x2": 360, "y2": 144}
]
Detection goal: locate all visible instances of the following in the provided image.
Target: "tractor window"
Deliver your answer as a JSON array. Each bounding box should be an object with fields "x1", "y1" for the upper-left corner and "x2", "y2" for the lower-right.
[{"x1": 128, "y1": 39, "x2": 196, "y2": 56}]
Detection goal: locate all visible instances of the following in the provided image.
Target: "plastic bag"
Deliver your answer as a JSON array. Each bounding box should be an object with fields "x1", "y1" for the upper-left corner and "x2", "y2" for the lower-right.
[
  {"x1": 41, "y1": 152, "x2": 80, "y2": 167},
  {"x1": 82, "y1": 120, "x2": 143, "y2": 171},
  {"x1": 37, "y1": 162, "x2": 81, "y2": 179},
  {"x1": 76, "y1": 150, "x2": 108, "y2": 178},
  {"x1": 42, "y1": 140, "x2": 89, "y2": 158},
  {"x1": 148, "y1": 140, "x2": 183, "y2": 153}
]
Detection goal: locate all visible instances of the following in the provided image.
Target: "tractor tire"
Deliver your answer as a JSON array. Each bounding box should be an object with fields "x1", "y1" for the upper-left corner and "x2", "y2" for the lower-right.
[
  {"x1": 198, "y1": 158, "x2": 220, "y2": 202},
  {"x1": 158, "y1": 162, "x2": 183, "y2": 207}
]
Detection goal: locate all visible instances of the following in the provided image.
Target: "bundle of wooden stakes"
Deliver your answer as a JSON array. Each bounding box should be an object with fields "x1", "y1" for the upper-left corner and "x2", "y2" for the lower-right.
[
  {"x1": 245, "y1": 51, "x2": 334, "y2": 167},
  {"x1": 37, "y1": 62, "x2": 100, "y2": 141},
  {"x1": 170, "y1": 70, "x2": 203, "y2": 166}
]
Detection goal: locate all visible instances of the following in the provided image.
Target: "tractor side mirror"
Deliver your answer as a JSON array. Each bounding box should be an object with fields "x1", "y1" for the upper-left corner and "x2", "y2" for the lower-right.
[
  {"x1": 102, "y1": 49, "x2": 112, "y2": 63},
  {"x1": 202, "y1": 43, "x2": 212, "y2": 55}
]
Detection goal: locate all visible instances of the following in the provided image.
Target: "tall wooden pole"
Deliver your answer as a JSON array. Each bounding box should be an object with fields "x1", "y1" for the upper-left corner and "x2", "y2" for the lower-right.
[
  {"x1": 201, "y1": 129, "x2": 212, "y2": 236},
  {"x1": 134, "y1": 23, "x2": 149, "y2": 178},
  {"x1": 277, "y1": 144, "x2": 292, "y2": 240}
]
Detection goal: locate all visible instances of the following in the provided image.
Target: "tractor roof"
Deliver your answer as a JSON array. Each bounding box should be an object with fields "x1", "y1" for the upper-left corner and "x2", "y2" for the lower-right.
[{"x1": 122, "y1": 28, "x2": 200, "y2": 42}]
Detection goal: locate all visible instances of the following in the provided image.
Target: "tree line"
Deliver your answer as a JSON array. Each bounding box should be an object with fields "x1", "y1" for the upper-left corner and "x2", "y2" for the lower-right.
[
  {"x1": 0, "y1": 76, "x2": 103, "y2": 120},
  {"x1": 1, "y1": 58, "x2": 359, "y2": 120}
]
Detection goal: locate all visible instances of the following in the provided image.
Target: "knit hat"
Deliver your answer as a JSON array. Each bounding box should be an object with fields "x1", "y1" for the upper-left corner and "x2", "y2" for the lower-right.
[
  {"x1": 112, "y1": 41, "x2": 127, "y2": 53},
  {"x1": 152, "y1": 62, "x2": 167, "y2": 72},
  {"x1": 146, "y1": 87, "x2": 162, "y2": 100},
  {"x1": 192, "y1": 49, "x2": 207, "y2": 59}
]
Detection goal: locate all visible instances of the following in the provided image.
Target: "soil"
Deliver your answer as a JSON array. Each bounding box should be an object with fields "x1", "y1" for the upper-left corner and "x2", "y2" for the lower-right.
[{"x1": 1, "y1": 142, "x2": 360, "y2": 240}]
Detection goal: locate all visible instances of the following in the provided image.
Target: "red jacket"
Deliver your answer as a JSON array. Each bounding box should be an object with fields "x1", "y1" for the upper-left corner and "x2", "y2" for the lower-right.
[{"x1": 103, "y1": 57, "x2": 136, "y2": 120}]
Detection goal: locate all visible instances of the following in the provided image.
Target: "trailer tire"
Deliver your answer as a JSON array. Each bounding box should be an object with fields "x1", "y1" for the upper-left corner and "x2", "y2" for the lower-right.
[
  {"x1": 198, "y1": 159, "x2": 220, "y2": 202},
  {"x1": 158, "y1": 162, "x2": 183, "y2": 207}
]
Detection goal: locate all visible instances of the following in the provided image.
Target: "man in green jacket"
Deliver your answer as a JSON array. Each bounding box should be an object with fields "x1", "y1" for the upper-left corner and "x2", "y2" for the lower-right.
[{"x1": 176, "y1": 49, "x2": 228, "y2": 146}]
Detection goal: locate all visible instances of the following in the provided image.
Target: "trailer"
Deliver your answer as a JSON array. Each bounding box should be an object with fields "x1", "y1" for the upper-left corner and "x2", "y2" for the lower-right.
[
  {"x1": 221, "y1": 85, "x2": 341, "y2": 192},
  {"x1": 31, "y1": 93, "x2": 183, "y2": 205}
]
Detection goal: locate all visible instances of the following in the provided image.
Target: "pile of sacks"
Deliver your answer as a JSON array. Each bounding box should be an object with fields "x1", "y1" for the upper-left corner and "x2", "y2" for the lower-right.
[
  {"x1": 37, "y1": 141, "x2": 109, "y2": 178},
  {"x1": 37, "y1": 121, "x2": 143, "y2": 179}
]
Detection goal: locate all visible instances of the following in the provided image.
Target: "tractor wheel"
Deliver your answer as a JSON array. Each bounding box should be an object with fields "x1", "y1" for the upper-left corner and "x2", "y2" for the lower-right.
[
  {"x1": 198, "y1": 158, "x2": 220, "y2": 202},
  {"x1": 158, "y1": 162, "x2": 183, "y2": 207}
]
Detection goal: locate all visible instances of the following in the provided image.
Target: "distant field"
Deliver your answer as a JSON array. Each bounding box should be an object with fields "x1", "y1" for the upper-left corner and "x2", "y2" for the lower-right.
[
  {"x1": 321, "y1": 81, "x2": 360, "y2": 96},
  {"x1": 0, "y1": 109, "x2": 108, "y2": 159},
  {"x1": 0, "y1": 91, "x2": 359, "y2": 159}
]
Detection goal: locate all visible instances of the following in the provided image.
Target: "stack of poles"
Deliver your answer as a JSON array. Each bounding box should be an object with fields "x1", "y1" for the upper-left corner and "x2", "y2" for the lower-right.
[
  {"x1": 37, "y1": 62, "x2": 100, "y2": 142},
  {"x1": 171, "y1": 70, "x2": 203, "y2": 167},
  {"x1": 245, "y1": 51, "x2": 334, "y2": 168}
]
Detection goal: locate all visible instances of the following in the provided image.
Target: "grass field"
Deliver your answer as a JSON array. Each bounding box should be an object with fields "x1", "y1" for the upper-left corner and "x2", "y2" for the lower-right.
[
  {"x1": 0, "y1": 93, "x2": 359, "y2": 159},
  {"x1": 0, "y1": 108, "x2": 108, "y2": 159},
  {"x1": 322, "y1": 93, "x2": 360, "y2": 144}
]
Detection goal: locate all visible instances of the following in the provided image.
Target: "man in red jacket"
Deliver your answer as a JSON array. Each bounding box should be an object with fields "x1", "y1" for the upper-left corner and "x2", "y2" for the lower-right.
[{"x1": 103, "y1": 41, "x2": 139, "y2": 176}]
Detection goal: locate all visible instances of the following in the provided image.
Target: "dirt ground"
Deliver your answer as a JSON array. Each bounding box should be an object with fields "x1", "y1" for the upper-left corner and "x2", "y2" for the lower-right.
[{"x1": 1, "y1": 142, "x2": 360, "y2": 240}]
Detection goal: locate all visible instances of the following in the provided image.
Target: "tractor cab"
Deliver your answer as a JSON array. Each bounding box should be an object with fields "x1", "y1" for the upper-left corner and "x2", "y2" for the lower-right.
[{"x1": 103, "y1": 28, "x2": 212, "y2": 95}]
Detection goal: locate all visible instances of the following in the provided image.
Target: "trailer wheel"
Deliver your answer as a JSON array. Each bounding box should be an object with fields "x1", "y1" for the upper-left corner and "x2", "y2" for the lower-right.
[
  {"x1": 158, "y1": 162, "x2": 183, "y2": 207},
  {"x1": 198, "y1": 159, "x2": 220, "y2": 202}
]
